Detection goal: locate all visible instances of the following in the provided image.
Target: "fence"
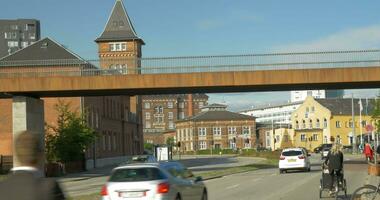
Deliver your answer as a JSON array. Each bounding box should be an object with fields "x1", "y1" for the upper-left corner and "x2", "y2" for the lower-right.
[{"x1": 1, "y1": 49, "x2": 380, "y2": 77}]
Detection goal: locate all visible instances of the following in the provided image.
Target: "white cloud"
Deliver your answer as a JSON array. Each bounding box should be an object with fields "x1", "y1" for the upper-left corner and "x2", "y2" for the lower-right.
[{"x1": 274, "y1": 25, "x2": 380, "y2": 52}]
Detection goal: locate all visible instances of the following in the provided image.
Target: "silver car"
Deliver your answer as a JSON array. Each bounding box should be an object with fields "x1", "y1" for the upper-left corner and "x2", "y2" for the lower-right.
[{"x1": 101, "y1": 161, "x2": 208, "y2": 200}]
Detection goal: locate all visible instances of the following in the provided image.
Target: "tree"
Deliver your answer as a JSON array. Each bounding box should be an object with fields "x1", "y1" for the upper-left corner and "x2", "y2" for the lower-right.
[
  {"x1": 45, "y1": 100, "x2": 97, "y2": 163},
  {"x1": 372, "y1": 96, "x2": 380, "y2": 136},
  {"x1": 166, "y1": 137, "x2": 175, "y2": 146}
]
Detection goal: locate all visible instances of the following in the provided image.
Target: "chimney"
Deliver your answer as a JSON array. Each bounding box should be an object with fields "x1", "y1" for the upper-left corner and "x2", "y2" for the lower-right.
[{"x1": 188, "y1": 94, "x2": 193, "y2": 117}]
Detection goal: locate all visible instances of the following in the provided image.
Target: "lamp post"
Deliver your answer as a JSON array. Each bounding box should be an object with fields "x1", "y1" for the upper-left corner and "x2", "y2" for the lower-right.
[{"x1": 351, "y1": 94, "x2": 357, "y2": 154}]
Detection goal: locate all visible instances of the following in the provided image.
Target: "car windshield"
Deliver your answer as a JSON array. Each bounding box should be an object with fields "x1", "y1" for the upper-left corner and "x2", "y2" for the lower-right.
[
  {"x1": 282, "y1": 150, "x2": 303, "y2": 156},
  {"x1": 109, "y1": 167, "x2": 166, "y2": 182}
]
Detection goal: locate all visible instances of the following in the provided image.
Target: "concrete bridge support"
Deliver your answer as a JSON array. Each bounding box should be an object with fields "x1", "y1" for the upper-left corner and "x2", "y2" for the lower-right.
[{"x1": 12, "y1": 96, "x2": 45, "y2": 171}]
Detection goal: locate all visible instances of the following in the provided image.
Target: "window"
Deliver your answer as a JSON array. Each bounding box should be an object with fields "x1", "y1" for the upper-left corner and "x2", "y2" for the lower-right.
[
  {"x1": 301, "y1": 134, "x2": 306, "y2": 142},
  {"x1": 29, "y1": 32, "x2": 35, "y2": 39},
  {"x1": 168, "y1": 112, "x2": 173, "y2": 119},
  {"x1": 316, "y1": 119, "x2": 320, "y2": 128},
  {"x1": 167, "y1": 101, "x2": 173, "y2": 108},
  {"x1": 21, "y1": 41, "x2": 28, "y2": 48},
  {"x1": 242, "y1": 126, "x2": 250, "y2": 135},
  {"x1": 199, "y1": 141, "x2": 207, "y2": 150},
  {"x1": 4, "y1": 32, "x2": 11, "y2": 39},
  {"x1": 145, "y1": 112, "x2": 150, "y2": 120},
  {"x1": 213, "y1": 127, "x2": 221, "y2": 135},
  {"x1": 178, "y1": 102, "x2": 184, "y2": 109},
  {"x1": 145, "y1": 122, "x2": 151, "y2": 129},
  {"x1": 302, "y1": 120, "x2": 306, "y2": 129},
  {"x1": 312, "y1": 134, "x2": 318, "y2": 141},
  {"x1": 336, "y1": 121, "x2": 341, "y2": 128},
  {"x1": 305, "y1": 112, "x2": 309, "y2": 118},
  {"x1": 179, "y1": 112, "x2": 185, "y2": 119},
  {"x1": 349, "y1": 120, "x2": 353, "y2": 128},
  {"x1": 113, "y1": 133, "x2": 117, "y2": 150},
  {"x1": 199, "y1": 102, "x2": 204, "y2": 108},
  {"x1": 154, "y1": 116, "x2": 164, "y2": 124},
  {"x1": 306, "y1": 107, "x2": 309, "y2": 113},
  {"x1": 144, "y1": 102, "x2": 150, "y2": 109},
  {"x1": 7, "y1": 41, "x2": 18, "y2": 47},
  {"x1": 229, "y1": 140, "x2": 236, "y2": 149},
  {"x1": 168, "y1": 121, "x2": 174, "y2": 129},
  {"x1": 109, "y1": 42, "x2": 127, "y2": 51},
  {"x1": 25, "y1": 24, "x2": 35, "y2": 30},
  {"x1": 155, "y1": 106, "x2": 163, "y2": 114},
  {"x1": 198, "y1": 127, "x2": 206, "y2": 136},
  {"x1": 295, "y1": 121, "x2": 299, "y2": 129},
  {"x1": 275, "y1": 135, "x2": 280, "y2": 143},
  {"x1": 228, "y1": 127, "x2": 236, "y2": 135},
  {"x1": 323, "y1": 118, "x2": 327, "y2": 128},
  {"x1": 309, "y1": 119, "x2": 312, "y2": 129},
  {"x1": 311, "y1": 106, "x2": 315, "y2": 113}
]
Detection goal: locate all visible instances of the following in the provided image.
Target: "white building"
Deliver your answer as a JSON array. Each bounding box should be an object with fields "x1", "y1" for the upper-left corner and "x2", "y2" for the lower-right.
[
  {"x1": 240, "y1": 101, "x2": 302, "y2": 126},
  {"x1": 290, "y1": 90, "x2": 344, "y2": 102}
]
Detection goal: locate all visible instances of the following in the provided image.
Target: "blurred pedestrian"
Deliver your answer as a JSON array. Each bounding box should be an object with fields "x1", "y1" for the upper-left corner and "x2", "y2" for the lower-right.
[
  {"x1": 0, "y1": 131, "x2": 66, "y2": 200},
  {"x1": 364, "y1": 142, "x2": 374, "y2": 162}
]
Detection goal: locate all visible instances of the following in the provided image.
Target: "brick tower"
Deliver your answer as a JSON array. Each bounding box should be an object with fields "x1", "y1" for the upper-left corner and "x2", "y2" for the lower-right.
[{"x1": 95, "y1": 0, "x2": 144, "y2": 154}]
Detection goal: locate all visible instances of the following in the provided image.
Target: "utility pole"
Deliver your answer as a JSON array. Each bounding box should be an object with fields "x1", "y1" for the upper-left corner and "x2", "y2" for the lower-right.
[{"x1": 352, "y1": 94, "x2": 357, "y2": 154}]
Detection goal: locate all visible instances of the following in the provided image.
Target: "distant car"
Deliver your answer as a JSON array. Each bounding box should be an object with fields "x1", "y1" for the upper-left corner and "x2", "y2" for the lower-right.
[
  {"x1": 320, "y1": 144, "x2": 333, "y2": 159},
  {"x1": 119, "y1": 155, "x2": 157, "y2": 166},
  {"x1": 313, "y1": 145, "x2": 323, "y2": 153},
  {"x1": 279, "y1": 148, "x2": 311, "y2": 174},
  {"x1": 101, "y1": 161, "x2": 207, "y2": 200}
]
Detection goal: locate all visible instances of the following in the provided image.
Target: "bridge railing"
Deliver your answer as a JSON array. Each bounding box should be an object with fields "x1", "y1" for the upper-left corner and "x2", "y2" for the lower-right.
[{"x1": 0, "y1": 49, "x2": 380, "y2": 77}]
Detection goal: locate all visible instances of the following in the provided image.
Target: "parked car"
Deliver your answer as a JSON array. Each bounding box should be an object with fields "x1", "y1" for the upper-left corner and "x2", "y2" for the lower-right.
[
  {"x1": 320, "y1": 144, "x2": 333, "y2": 159},
  {"x1": 279, "y1": 148, "x2": 311, "y2": 174},
  {"x1": 313, "y1": 145, "x2": 323, "y2": 153},
  {"x1": 101, "y1": 161, "x2": 207, "y2": 200}
]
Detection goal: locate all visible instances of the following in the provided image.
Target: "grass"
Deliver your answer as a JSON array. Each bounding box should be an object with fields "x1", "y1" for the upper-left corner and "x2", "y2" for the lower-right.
[
  {"x1": 0, "y1": 174, "x2": 8, "y2": 181},
  {"x1": 195, "y1": 159, "x2": 278, "y2": 179}
]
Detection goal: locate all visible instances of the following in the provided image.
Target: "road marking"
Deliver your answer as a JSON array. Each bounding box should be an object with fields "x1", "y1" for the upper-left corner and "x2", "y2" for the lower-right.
[
  {"x1": 226, "y1": 184, "x2": 239, "y2": 189},
  {"x1": 270, "y1": 173, "x2": 276, "y2": 176}
]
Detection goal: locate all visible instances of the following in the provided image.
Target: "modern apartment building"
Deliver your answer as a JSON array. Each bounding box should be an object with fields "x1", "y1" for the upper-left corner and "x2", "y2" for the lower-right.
[
  {"x1": 142, "y1": 94, "x2": 209, "y2": 134},
  {"x1": 240, "y1": 101, "x2": 302, "y2": 126},
  {"x1": 0, "y1": 19, "x2": 40, "y2": 58},
  {"x1": 290, "y1": 90, "x2": 344, "y2": 102}
]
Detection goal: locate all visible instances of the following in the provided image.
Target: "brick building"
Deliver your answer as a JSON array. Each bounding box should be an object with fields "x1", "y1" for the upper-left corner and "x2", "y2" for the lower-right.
[
  {"x1": 0, "y1": 0, "x2": 144, "y2": 169},
  {"x1": 142, "y1": 94, "x2": 209, "y2": 134},
  {"x1": 175, "y1": 104, "x2": 256, "y2": 152}
]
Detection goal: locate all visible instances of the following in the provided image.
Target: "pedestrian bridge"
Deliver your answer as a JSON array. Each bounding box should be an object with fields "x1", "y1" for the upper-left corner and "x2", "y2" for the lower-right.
[{"x1": 1, "y1": 49, "x2": 380, "y2": 98}]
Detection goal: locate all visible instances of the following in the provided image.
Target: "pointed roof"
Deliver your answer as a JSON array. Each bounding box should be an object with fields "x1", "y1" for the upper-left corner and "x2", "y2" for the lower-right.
[
  {"x1": 0, "y1": 37, "x2": 88, "y2": 66},
  {"x1": 95, "y1": 0, "x2": 144, "y2": 44}
]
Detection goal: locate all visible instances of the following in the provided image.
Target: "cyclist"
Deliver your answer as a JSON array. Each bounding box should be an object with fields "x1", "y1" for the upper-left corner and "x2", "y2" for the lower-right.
[{"x1": 324, "y1": 142, "x2": 344, "y2": 195}]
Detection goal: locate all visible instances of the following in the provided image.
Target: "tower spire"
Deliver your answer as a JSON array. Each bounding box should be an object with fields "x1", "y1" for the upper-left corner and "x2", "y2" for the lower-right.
[{"x1": 95, "y1": 0, "x2": 144, "y2": 44}]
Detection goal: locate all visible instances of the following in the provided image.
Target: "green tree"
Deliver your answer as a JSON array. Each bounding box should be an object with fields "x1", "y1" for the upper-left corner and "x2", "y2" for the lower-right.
[
  {"x1": 45, "y1": 100, "x2": 97, "y2": 163},
  {"x1": 166, "y1": 137, "x2": 175, "y2": 146},
  {"x1": 372, "y1": 96, "x2": 380, "y2": 135}
]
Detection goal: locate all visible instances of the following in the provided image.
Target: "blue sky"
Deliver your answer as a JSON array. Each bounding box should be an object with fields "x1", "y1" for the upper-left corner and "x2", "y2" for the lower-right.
[{"x1": 2, "y1": 0, "x2": 380, "y2": 110}]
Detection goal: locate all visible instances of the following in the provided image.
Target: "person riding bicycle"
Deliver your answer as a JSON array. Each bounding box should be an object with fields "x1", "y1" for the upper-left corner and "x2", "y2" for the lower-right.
[{"x1": 323, "y1": 142, "x2": 344, "y2": 195}]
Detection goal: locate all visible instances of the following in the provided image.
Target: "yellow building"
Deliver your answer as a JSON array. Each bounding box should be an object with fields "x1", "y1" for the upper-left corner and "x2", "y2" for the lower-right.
[
  {"x1": 273, "y1": 128, "x2": 295, "y2": 150},
  {"x1": 291, "y1": 96, "x2": 376, "y2": 151}
]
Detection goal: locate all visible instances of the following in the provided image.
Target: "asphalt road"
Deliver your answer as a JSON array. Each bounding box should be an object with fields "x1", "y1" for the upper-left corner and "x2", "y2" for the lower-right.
[{"x1": 205, "y1": 154, "x2": 373, "y2": 200}]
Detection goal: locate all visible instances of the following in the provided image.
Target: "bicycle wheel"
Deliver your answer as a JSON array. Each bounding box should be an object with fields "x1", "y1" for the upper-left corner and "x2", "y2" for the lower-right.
[{"x1": 351, "y1": 185, "x2": 379, "y2": 200}]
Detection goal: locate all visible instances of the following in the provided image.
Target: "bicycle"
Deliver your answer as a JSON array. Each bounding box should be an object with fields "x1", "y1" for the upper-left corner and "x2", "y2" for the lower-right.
[
  {"x1": 319, "y1": 164, "x2": 347, "y2": 199},
  {"x1": 351, "y1": 182, "x2": 380, "y2": 200}
]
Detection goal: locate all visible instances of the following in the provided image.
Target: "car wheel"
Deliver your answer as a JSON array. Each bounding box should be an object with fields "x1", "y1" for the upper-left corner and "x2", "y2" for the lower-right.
[
  {"x1": 201, "y1": 190, "x2": 208, "y2": 200},
  {"x1": 307, "y1": 167, "x2": 311, "y2": 172},
  {"x1": 175, "y1": 194, "x2": 181, "y2": 200},
  {"x1": 279, "y1": 169, "x2": 283, "y2": 174}
]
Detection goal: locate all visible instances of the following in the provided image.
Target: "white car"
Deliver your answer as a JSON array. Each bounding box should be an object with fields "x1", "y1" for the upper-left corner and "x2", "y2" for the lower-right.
[
  {"x1": 101, "y1": 162, "x2": 207, "y2": 200},
  {"x1": 279, "y1": 148, "x2": 311, "y2": 174}
]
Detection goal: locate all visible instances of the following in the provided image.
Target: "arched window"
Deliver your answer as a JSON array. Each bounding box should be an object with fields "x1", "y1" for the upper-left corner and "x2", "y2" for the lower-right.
[
  {"x1": 295, "y1": 121, "x2": 299, "y2": 129},
  {"x1": 323, "y1": 118, "x2": 327, "y2": 128},
  {"x1": 316, "y1": 119, "x2": 320, "y2": 128},
  {"x1": 309, "y1": 119, "x2": 313, "y2": 129},
  {"x1": 302, "y1": 120, "x2": 306, "y2": 129}
]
